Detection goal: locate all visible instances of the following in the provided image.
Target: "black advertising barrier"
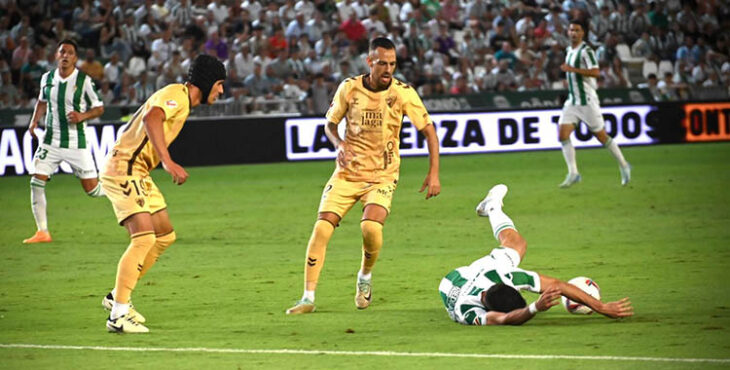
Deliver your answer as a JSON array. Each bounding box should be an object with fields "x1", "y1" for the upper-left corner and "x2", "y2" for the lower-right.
[{"x1": 1, "y1": 102, "x2": 728, "y2": 177}]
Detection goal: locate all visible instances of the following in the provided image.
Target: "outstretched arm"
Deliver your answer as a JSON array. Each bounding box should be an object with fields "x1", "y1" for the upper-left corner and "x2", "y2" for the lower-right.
[
  {"x1": 540, "y1": 275, "x2": 633, "y2": 319},
  {"x1": 143, "y1": 106, "x2": 188, "y2": 185},
  {"x1": 418, "y1": 124, "x2": 440, "y2": 199},
  {"x1": 485, "y1": 287, "x2": 561, "y2": 325}
]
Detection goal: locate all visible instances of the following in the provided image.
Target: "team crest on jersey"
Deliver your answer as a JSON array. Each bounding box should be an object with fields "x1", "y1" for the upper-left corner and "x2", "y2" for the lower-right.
[
  {"x1": 165, "y1": 99, "x2": 178, "y2": 108},
  {"x1": 136, "y1": 197, "x2": 145, "y2": 207},
  {"x1": 386, "y1": 95, "x2": 396, "y2": 107}
]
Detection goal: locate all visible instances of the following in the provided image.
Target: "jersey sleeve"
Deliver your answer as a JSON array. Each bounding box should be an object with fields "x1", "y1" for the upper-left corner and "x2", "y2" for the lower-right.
[
  {"x1": 453, "y1": 294, "x2": 489, "y2": 326},
  {"x1": 325, "y1": 79, "x2": 349, "y2": 124},
  {"x1": 583, "y1": 47, "x2": 598, "y2": 70},
  {"x1": 147, "y1": 86, "x2": 185, "y2": 120},
  {"x1": 83, "y1": 75, "x2": 104, "y2": 108},
  {"x1": 401, "y1": 85, "x2": 432, "y2": 131},
  {"x1": 38, "y1": 72, "x2": 49, "y2": 102}
]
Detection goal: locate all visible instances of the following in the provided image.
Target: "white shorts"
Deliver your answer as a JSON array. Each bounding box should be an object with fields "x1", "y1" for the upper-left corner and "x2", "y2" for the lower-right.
[
  {"x1": 32, "y1": 143, "x2": 98, "y2": 179},
  {"x1": 559, "y1": 103, "x2": 605, "y2": 132}
]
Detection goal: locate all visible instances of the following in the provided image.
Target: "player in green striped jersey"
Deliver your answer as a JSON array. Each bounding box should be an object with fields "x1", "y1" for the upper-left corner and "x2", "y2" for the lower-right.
[
  {"x1": 558, "y1": 19, "x2": 631, "y2": 188},
  {"x1": 23, "y1": 39, "x2": 106, "y2": 244},
  {"x1": 439, "y1": 185, "x2": 633, "y2": 325}
]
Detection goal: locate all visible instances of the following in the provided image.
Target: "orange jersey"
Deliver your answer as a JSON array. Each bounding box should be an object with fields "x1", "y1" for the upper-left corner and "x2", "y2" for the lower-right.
[
  {"x1": 326, "y1": 75, "x2": 432, "y2": 183},
  {"x1": 103, "y1": 84, "x2": 191, "y2": 177}
]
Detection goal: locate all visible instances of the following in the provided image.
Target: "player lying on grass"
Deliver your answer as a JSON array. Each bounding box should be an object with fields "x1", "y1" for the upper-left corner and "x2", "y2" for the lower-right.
[{"x1": 439, "y1": 184, "x2": 633, "y2": 325}]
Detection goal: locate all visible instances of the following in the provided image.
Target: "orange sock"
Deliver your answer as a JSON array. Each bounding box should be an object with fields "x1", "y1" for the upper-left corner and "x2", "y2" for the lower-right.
[
  {"x1": 360, "y1": 220, "x2": 383, "y2": 274},
  {"x1": 138, "y1": 231, "x2": 176, "y2": 280},
  {"x1": 304, "y1": 220, "x2": 335, "y2": 291},
  {"x1": 114, "y1": 232, "x2": 156, "y2": 304}
]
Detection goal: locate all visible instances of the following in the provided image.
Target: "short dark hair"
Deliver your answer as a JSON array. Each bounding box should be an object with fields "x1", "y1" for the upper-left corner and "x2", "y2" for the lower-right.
[
  {"x1": 569, "y1": 18, "x2": 588, "y2": 33},
  {"x1": 57, "y1": 39, "x2": 78, "y2": 54},
  {"x1": 369, "y1": 37, "x2": 396, "y2": 53},
  {"x1": 482, "y1": 284, "x2": 527, "y2": 313}
]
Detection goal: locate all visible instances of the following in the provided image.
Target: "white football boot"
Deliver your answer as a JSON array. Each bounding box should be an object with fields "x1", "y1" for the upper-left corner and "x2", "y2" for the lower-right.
[{"x1": 476, "y1": 184, "x2": 508, "y2": 217}]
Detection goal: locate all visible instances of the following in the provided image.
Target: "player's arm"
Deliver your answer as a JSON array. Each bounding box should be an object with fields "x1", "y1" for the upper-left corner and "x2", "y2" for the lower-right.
[
  {"x1": 485, "y1": 287, "x2": 561, "y2": 325},
  {"x1": 28, "y1": 100, "x2": 47, "y2": 140},
  {"x1": 324, "y1": 121, "x2": 354, "y2": 168},
  {"x1": 418, "y1": 124, "x2": 440, "y2": 199},
  {"x1": 67, "y1": 106, "x2": 104, "y2": 123},
  {"x1": 539, "y1": 274, "x2": 633, "y2": 319},
  {"x1": 68, "y1": 77, "x2": 105, "y2": 123},
  {"x1": 143, "y1": 106, "x2": 188, "y2": 185},
  {"x1": 560, "y1": 64, "x2": 600, "y2": 78}
]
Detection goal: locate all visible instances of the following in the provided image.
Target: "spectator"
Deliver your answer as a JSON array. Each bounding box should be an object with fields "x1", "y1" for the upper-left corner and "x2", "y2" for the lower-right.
[
  {"x1": 285, "y1": 11, "x2": 307, "y2": 44},
  {"x1": 631, "y1": 32, "x2": 652, "y2": 59},
  {"x1": 150, "y1": 26, "x2": 175, "y2": 61},
  {"x1": 204, "y1": 29, "x2": 228, "y2": 60},
  {"x1": 132, "y1": 71, "x2": 155, "y2": 103},
  {"x1": 362, "y1": 8, "x2": 387, "y2": 35},
  {"x1": 339, "y1": 12, "x2": 367, "y2": 44},
  {"x1": 99, "y1": 80, "x2": 115, "y2": 105},
  {"x1": 306, "y1": 72, "x2": 332, "y2": 115},
  {"x1": 495, "y1": 41, "x2": 518, "y2": 69},
  {"x1": 103, "y1": 52, "x2": 124, "y2": 89},
  {"x1": 79, "y1": 48, "x2": 104, "y2": 82}
]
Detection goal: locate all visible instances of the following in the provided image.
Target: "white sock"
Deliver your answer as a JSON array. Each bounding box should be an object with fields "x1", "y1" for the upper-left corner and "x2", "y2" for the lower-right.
[
  {"x1": 560, "y1": 139, "x2": 579, "y2": 175},
  {"x1": 111, "y1": 288, "x2": 117, "y2": 298},
  {"x1": 111, "y1": 302, "x2": 130, "y2": 320},
  {"x1": 302, "y1": 290, "x2": 315, "y2": 302},
  {"x1": 86, "y1": 182, "x2": 106, "y2": 197},
  {"x1": 357, "y1": 270, "x2": 372, "y2": 281},
  {"x1": 604, "y1": 137, "x2": 628, "y2": 168},
  {"x1": 30, "y1": 177, "x2": 48, "y2": 231},
  {"x1": 487, "y1": 205, "x2": 516, "y2": 241}
]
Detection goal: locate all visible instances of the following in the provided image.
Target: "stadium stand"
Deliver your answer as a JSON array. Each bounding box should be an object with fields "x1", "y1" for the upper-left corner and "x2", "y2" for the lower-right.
[{"x1": 0, "y1": 0, "x2": 728, "y2": 115}]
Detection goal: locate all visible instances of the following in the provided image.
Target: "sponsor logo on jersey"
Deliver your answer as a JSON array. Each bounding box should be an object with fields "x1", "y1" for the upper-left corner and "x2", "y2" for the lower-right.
[
  {"x1": 165, "y1": 99, "x2": 178, "y2": 108},
  {"x1": 136, "y1": 197, "x2": 145, "y2": 207}
]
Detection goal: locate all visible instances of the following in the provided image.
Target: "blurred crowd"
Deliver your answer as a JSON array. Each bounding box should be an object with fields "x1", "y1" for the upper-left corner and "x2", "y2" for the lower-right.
[{"x1": 1, "y1": 0, "x2": 729, "y2": 114}]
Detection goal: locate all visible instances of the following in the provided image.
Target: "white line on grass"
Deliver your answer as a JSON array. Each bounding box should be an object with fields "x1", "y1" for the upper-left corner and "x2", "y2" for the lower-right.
[{"x1": 1, "y1": 344, "x2": 728, "y2": 364}]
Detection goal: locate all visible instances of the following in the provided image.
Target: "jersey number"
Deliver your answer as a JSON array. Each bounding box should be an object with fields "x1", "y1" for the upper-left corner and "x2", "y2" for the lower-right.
[{"x1": 36, "y1": 149, "x2": 48, "y2": 160}]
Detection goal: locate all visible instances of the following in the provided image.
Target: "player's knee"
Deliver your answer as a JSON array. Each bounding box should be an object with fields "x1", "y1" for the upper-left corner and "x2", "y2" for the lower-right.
[
  {"x1": 156, "y1": 230, "x2": 176, "y2": 248},
  {"x1": 360, "y1": 220, "x2": 383, "y2": 249},
  {"x1": 317, "y1": 212, "x2": 341, "y2": 228},
  {"x1": 129, "y1": 232, "x2": 156, "y2": 251}
]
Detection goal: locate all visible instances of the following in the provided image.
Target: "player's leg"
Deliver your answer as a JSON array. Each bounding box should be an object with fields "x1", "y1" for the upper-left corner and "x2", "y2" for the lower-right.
[
  {"x1": 24, "y1": 174, "x2": 53, "y2": 243},
  {"x1": 593, "y1": 128, "x2": 631, "y2": 186},
  {"x1": 286, "y1": 212, "x2": 339, "y2": 315},
  {"x1": 287, "y1": 176, "x2": 357, "y2": 314},
  {"x1": 24, "y1": 144, "x2": 61, "y2": 243},
  {"x1": 476, "y1": 184, "x2": 525, "y2": 260},
  {"x1": 137, "y1": 209, "x2": 176, "y2": 280},
  {"x1": 72, "y1": 148, "x2": 106, "y2": 197},
  {"x1": 354, "y1": 182, "x2": 395, "y2": 309},
  {"x1": 558, "y1": 122, "x2": 581, "y2": 188},
  {"x1": 106, "y1": 212, "x2": 155, "y2": 333},
  {"x1": 355, "y1": 204, "x2": 387, "y2": 309},
  {"x1": 80, "y1": 177, "x2": 106, "y2": 197}
]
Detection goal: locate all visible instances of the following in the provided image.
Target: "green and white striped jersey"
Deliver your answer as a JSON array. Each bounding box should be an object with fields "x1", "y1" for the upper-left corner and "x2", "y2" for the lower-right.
[
  {"x1": 37, "y1": 68, "x2": 103, "y2": 149},
  {"x1": 439, "y1": 248, "x2": 541, "y2": 325},
  {"x1": 564, "y1": 42, "x2": 599, "y2": 106}
]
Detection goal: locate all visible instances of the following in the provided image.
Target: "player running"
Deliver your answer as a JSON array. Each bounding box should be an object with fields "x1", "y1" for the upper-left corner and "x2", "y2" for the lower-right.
[
  {"x1": 286, "y1": 37, "x2": 441, "y2": 314},
  {"x1": 558, "y1": 19, "x2": 631, "y2": 188},
  {"x1": 439, "y1": 184, "x2": 633, "y2": 325},
  {"x1": 100, "y1": 54, "x2": 226, "y2": 333}
]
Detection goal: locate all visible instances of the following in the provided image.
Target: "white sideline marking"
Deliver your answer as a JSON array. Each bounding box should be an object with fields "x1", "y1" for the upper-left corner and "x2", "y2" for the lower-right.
[{"x1": 1, "y1": 344, "x2": 729, "y2": 364}]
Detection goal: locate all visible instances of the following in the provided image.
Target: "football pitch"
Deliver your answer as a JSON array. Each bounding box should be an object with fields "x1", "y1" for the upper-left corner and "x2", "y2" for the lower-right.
[{"x1": 1, "y1": 142, "x2": 729, "y2": 369}]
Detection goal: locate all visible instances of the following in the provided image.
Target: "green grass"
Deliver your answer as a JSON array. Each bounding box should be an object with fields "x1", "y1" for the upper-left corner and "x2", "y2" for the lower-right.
[{"x1": 1, "y1": 143, "x2": 729, "y2": 369}]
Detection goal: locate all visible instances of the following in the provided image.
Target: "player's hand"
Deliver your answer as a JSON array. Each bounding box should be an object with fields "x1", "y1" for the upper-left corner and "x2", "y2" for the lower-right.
[
  {"x1": 162, "y1": 160, "x2": 188, "y2": 185},
  {"x1": 28, "y1": 120, "x2": 38, "y2": 140},
  {"x1": 598, "y1": 297, "x2": 633, "y2": 319},
  {"x1": 535, "y1": 287, "x2": 561, "y2": 312},
  {"x1": 336, "y1": 142, "x2": 354, "y2": 168},
  {"x1": 560, "y1": 63, "x2": 572, "y2": 73},
  {"x1": 67, "y1": 111, "x2": 84, "y2": 124},
  {"x1": 419, "y1": 172, "x2": 440, "y2": 199}
]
